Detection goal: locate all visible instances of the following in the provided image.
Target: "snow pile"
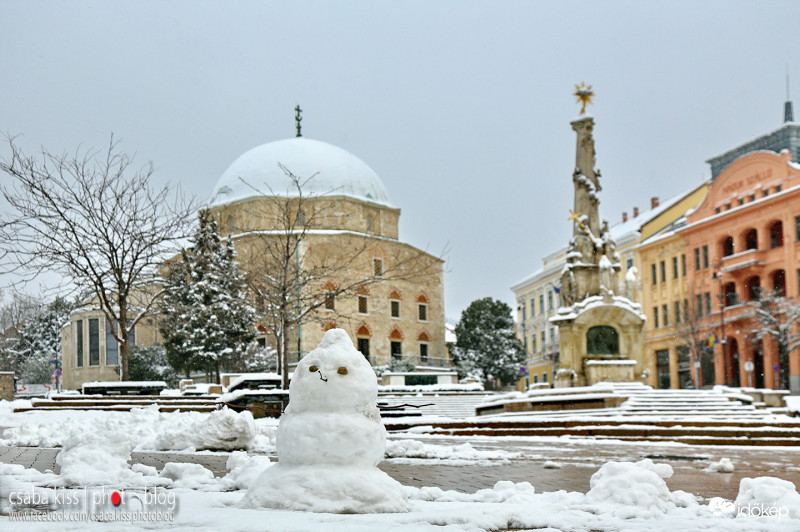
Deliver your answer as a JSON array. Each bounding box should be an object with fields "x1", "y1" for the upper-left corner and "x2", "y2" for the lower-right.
[
  {"x1": 224, "y1": 451, "x2": 273, "y2": 490},
  {"x1": 543, "y1": 460, "x2": 562, "y2": 469},
  {"x1": 385, "y1": 439, "x2": 520, "y2": 464},
  {"x1": 145, "y1": 408, "x2": 255, "y2": 451},
  {"x1": 247, "y1": 418, "x2": 279, "y2": 453},
  {"x1": 706, "y1": 457, "x2": 735, "y2": 473},
  {"x1": 585, "y1": 459, "x2": 697, "y2": 517},
  {"x1": 55, "y1": 432, "x2": 170, "y2": 488},
  {"x1": 412, "y1": 480, "x2": 537, "y2": 504},
  {"x1": 159, "y1": 463, "x2": 219, "y2": 490},
  {"x1": 1, "y1": 404, "x2": 255, "y2": 452},
  {"x1": 734, "y1": 476, "x2": 800, "y2": 519},
  {"x1": 240, "y1": 328, "x2": 408, "y2": 513}
]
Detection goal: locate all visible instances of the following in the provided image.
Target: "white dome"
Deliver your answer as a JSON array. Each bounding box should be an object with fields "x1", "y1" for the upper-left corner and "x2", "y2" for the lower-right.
[{"x1": 210, "y1": 138, "x2": 392, "y2": 207}]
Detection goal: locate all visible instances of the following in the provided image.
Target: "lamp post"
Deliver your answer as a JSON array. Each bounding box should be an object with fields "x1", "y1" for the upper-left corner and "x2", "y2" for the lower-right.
[{"x1": 712, "y1": 269, "x2": 728, "y2": 386}]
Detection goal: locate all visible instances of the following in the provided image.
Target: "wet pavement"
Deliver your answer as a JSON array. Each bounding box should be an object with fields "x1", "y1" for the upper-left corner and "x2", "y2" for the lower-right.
[{"x1": 3, "y1": 434, "x2": 800, "y2": 502}]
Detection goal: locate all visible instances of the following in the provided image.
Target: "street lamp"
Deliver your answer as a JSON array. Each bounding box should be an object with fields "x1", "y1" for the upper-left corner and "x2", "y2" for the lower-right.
[{"x1": 712, "y1": 269, "x2": 728, "y2": 386}]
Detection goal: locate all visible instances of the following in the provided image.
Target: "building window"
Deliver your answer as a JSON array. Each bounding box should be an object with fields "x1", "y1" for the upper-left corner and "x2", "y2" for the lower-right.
[
  {"x1": 694, "y1": 248, "x2": 701, "y2": 271},
  {"x1": 776, "y1": 185, "x2": 782, "y2": 193},
  {"x1": 533, "y1": 375, "x2": 539, "y2": 384},
  {"x1": 704, "y1": 292, "x2": 711, "y2": 316},
  {"x1": 653, "y1": 307, "x2": 659, "y2": 328},
  {"x1": 795, "y1": 216, "x2": 800, "y2": 242},
  {"x1": 357, "y1": 338, "x2": 370, "y2": 361},
  {"x1": 660, "y1": 261, "x2": 666, "y2": 283},
  {"x1": 105, "y1": 320, "x2": 118, "y2": 366},
  {"x1": 723, "y1": 282, "x2": 737, "y2": 307},
  {"x1": 745, "y1": 229, "x2": 758, "y2": 250},
  {"x1": 76, "y1": 319, "x2": 84, "y2": 367},
  {"x1": 541, "y1": 330, "x2": 546, "y2": 348},
  {"x1": 543, "y1": 372, "x2": 548, "y2": 383},
  {"x1": 358, "y1": 295, "x2": 368, "y2": 314},
  {"x1": 547, "y1": 291, "x2": 553, "y2": 311},
  {"x1": 626, "y1": 258, "x2": 634, "y2": 270},
  {"x1": 764, "y1": 189, "x2": 769, "y2": 198},
  {"x1": 418, "y1": 303, "x2": 428, "y2": 322},
  {"x1": 539, "y1": 294, "x2": 544, "y2": 315},
  {"x1": 674, "y1": 301, "x2": 681, "y2": 324},
  {"x1": 651, "y1": 264, "x2": 657, "y2": 285},
  {"x1": 770, "y1": 221, "x2": 784, "y2": 248},
  {"x1": 419, "y1": 342, "x2": 429, "y2": 362},
  {"x1": 739, "y1": 199, "x2": 745, "y2": 206},
  {"x1": 531, "y1": 334, "x2": 537, "y2": 353},
  {"x1": 227, "y1": 215, "x2": 235, "y2": 234},
  {"x1": 702, "y1": 245, "x2": 709, "y2": 268},
  {"x1": 745, "y1": 275, "x2": 761, "y2": 301},
  {"x1": 656, "y1": 349, "x2": 671, "y2": 389},
  {"x1": 390, "y1": 341, "x2": 402, "y2": 360},
  {"x1": 662, "y1": 304, "x2": 669, "y2": 327},
  {"x1": 521, "y1": 301, "x2": 526, "y2": 321},
  {"x1": 773, "y1": 269, "x2": 786, "y2": 296},
  {"x1": 681, "y1": 254, "x2": 686, "y2": 276},
  {"x1": 373, "y1": 258, "x2": 383, "y2": 277},
  {"x1": 722, "y1": 236, "x2": 734, "y2": 257},
  {"x1": 715, "y1": 208, "x2": 721, "y2": 214},
  {"x1": 672, "y1": 257, "x2": 678, "y2": 279},
  {"x1": 696, "y1": 295, "x2": 703, "y2": 318},
  {"x1": 324, "y1": 292, "x2": 335, "y2": 310},
  {"x1": 390, "y1": 300, "x2": 400, "y2": 318},
  {"x1": 550, "y1": 327, "x2": 556, "y2": 343},
  {"x1": 530, "y1": 298, "x2": 535, "y2": 317},
  {"x1": 89, "y1": 318, "x2": 100, "y2": 366}
]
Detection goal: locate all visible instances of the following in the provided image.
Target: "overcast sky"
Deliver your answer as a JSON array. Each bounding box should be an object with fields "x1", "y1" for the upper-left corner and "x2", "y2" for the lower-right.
[{"x1": 2, "y1": 1, "x2": 799, "y2": 321}]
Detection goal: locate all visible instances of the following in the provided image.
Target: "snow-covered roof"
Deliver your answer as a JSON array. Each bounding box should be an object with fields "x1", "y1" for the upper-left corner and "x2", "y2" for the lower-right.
[{"x1": 209, "y1": 137, "x2": 392, "y2": 207}]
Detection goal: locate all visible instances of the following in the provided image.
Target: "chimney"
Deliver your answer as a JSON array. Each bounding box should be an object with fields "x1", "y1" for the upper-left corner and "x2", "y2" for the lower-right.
[
  {"x1": 633, "y1": 206, "x2": 639, "y2": 217},
  {"x1": 622, "y1": 212, "x2": 628, "y2": 223},
  {"x1": 651, "y1": 197, "x2": 660, "y2": 209}
]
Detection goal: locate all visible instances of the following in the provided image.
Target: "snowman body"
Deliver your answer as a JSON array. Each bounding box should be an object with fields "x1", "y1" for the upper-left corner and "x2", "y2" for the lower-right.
[{"x1": 240, "y1": 328, "x2": 408, "y2": 513}]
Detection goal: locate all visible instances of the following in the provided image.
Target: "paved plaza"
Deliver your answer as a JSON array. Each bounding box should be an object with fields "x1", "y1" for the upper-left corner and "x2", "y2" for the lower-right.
[{"x1": 3, "y1": 434, "x2": 800, "y2": 501}]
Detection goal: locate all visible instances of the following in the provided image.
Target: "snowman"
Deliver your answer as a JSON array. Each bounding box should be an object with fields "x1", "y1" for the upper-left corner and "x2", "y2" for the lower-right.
[{"x1": 239, "y1": 328, "x2": 408, "y2": 513}]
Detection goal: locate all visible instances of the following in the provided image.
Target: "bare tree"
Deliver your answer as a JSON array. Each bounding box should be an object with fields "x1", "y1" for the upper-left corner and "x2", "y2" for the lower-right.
[
  {"x1": 748, "y1": 290, "x2": 800, "y2": 391},
  {"x1": 678, "y1": 296, "x2": 711, "y2": 388},
  {"x1": 0, "y1": 135, "x2": 196, "y2": 380},
  {"x1": 238, "y1": 166, "x2": 443, "y2": 389}
]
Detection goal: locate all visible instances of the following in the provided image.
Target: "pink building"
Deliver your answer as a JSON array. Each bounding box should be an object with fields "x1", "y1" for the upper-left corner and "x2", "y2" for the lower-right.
[{"x1": 683, "y1": 148, "x2": 800, "y2": 392}]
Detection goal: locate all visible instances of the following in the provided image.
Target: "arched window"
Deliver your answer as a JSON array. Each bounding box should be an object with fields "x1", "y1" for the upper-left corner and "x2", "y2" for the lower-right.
[
  {"x1": 745, "y1": 276, "x2": 761, "y2": 301},
  {"x1": 586, "y1": 326, "x2": 619, "y2": 355},
  {"x1": 356, "y1": 324, "x2": 371, "y2": 361},
  {"x1": 723, "y1": 282, "x2": 737, "y2": 307},
  {"x1": 416, "y1": 293, "x2": 429, "y2": 322},
  {"x1": 389, "y1": 327, "x2": 403, "y2": 360},
  {"x1": 722, "y1": 236, "x2": 734, "y2": 257},
  {"x1": 744, "y1": 228, "x2": 758, "y2": 250},
  {"x1": 770, "y1": 221, "x2": 784, "y2": 248},
  {"x1": 772, "y1": 269, "x2": 786, "y2": 296}
]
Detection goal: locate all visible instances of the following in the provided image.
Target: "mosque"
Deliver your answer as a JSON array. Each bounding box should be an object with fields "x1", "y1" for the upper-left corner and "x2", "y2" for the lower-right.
[{"x1": 61, "y1": 121, "x2": 446, "y2": 389}]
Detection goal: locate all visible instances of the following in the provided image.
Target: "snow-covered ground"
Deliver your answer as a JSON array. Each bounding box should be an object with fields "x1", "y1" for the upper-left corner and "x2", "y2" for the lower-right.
[{"x1": 3, "y1": 400, "x2": 800, "y2": 530}]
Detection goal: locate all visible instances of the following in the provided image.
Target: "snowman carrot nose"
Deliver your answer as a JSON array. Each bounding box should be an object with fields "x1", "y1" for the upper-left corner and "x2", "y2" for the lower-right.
[{"x1": 318, "y1": 370, "x2": 328, "y2": 382}]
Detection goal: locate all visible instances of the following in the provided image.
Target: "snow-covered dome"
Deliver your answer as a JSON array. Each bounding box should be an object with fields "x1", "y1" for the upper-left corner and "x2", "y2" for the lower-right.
[{"x1": 210, "y1": 138, "x2": 392, "y2": 207}]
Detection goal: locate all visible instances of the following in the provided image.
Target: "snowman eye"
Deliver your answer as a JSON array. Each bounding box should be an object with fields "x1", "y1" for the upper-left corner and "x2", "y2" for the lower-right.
[
  {"x1": 337, "y1": 367, "x2": 348, "y2": 375},
  {"x1": 309, "y1": 365, "x2": 318, "y2": 372}
]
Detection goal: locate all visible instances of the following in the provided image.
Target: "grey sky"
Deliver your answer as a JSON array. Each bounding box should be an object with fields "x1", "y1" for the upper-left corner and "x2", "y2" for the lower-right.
[{"x1": 2, "y1": 1, "x2": 799, "y2": 321}]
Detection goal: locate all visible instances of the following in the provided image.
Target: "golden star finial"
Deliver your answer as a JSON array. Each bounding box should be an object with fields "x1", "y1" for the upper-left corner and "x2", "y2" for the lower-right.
[{"x1": 574, "y1": 82, "x2": 594, "y2": 115}]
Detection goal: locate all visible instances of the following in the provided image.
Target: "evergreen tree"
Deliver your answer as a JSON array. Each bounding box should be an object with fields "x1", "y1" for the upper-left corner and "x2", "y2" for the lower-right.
[
  {"x1": 159, "y1": 258, "x2": 195, "y2": 376},
  {"x1": 451, "y1": 297, "x2": 525, "y2": 388},
  {"x1": 160, "y1": 210, "x2": 256, "y2": 381},
  {"x1": 128, "y1": 345, "x2": 178, "y2": 386},
  {"x1": 11, "y1": 296, "x2": 74, "y2": 384}
]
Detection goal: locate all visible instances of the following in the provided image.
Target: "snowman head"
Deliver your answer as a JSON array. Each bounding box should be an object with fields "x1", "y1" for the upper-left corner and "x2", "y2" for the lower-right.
[{"x1": 289, "y1": 328, "x2": 379, "y2": 415}]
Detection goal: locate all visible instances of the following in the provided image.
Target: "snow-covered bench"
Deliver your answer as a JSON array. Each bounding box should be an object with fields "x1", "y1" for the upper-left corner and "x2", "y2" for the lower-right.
[{"x1": 81, "y1": 380, "x2": 167, "y2": 396}]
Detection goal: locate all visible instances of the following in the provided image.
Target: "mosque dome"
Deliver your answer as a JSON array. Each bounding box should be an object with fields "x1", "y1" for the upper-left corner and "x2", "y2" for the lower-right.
[{"x1": 210, "y1": 137, "x2": 392, "y2": 207}]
